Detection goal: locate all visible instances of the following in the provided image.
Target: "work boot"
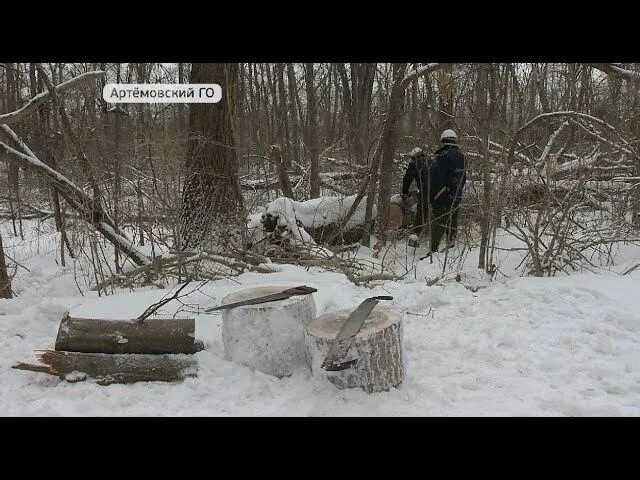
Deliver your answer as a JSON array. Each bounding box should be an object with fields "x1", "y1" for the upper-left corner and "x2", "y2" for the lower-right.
[{"x1": 420, "y1": 250, "x2": 435, "y2": 261}]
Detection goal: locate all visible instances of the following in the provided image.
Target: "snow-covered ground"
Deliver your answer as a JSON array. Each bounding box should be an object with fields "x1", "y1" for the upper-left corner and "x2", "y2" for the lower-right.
[{"x1": 1, "y1": 219, "x2": 640, "y2": 416}]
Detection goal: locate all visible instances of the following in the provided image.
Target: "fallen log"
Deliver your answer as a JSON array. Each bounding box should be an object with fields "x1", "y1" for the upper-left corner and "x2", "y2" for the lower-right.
[
  {"x1": 13, "y1": 350, "x2": 198, "y2": 385},
  {"x1": 54, "y1": 312, "x2": 204, "y2": 354},
  {"x1": 260, "y1": 195, "x2": 375, "y2": 246}
]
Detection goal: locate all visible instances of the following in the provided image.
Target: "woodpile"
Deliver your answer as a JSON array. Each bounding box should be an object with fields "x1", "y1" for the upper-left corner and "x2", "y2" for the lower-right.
[{"x1": 13, "y1": 311, "x2": 203, "y2": 384}]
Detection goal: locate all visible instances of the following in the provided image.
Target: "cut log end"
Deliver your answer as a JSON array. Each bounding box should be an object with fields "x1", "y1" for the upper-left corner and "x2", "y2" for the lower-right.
[
  {"x1": 221, "y1": 285, "x2": 317, "y2": 378},
  {"x1": 304, "y1": 306, "x2": 404, "y2": 394}
]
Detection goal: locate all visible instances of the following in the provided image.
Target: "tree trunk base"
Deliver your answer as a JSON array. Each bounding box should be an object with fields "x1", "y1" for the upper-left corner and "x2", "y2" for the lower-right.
[{"x1": 304, "y1": 306, "x2": 404, "y2": 393}]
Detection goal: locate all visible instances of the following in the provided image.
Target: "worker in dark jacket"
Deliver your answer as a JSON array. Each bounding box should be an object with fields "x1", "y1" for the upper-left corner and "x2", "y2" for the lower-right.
[
  {"x1": 424, "y1": 129, "x2": 466, "y2": 256},
  {"x1": 401, "y1": 147, "x2": 429, "y2": 236}
]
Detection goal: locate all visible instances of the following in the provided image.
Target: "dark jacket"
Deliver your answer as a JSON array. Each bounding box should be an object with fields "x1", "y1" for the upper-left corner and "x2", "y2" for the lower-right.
[
  {"x1": 402, "y1": 145, "x2": 466, "y2": 207},
  {"x1": 401, "y1": 153, "x2": 428, "y2": 197}
]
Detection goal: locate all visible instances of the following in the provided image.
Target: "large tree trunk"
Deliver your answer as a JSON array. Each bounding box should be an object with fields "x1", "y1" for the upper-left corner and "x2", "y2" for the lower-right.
[
  {"x1": 375, "y1": 63, "x2": 408, "y2": 243},
  {"x1": 179, "y1": 63, "x2": 244, "y2": 250}
]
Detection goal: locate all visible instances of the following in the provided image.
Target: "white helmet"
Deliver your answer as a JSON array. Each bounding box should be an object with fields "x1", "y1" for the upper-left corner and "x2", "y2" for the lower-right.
[{"x1": 440, "y1": 129, "x2": 458, "y2": 143}]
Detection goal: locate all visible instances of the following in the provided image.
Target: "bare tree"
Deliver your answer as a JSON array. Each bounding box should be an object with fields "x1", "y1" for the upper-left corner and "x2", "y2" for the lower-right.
[
  {"x1": 304, "y1": 63, "x2": 320, "y2": 198},
  {"x1": 179, "y1": 63, "x2": 245, "y2": 250},
  {"x1": 375, "y1": 63, "x2": 408, "y2": 243}
]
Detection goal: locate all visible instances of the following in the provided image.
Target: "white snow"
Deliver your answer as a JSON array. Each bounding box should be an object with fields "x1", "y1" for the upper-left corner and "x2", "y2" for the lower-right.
[
  {"x1": 1, "y1": 219, "x2": 640, "y2": 416},
  {"x1": 98, "y1": 222, "x2": 151, "y2": 267},
  {"x1": 266, "y1": 195, "x2": 375, "y2": 232}
]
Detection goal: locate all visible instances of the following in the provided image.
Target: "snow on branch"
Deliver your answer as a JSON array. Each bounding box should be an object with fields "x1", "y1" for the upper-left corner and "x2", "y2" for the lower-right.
[
  {"x1": 401, "y1": 63, "x2": 441, "y2": 89},
  {"x1": 0, "y1": 70, "x2": 105, "y2": 126},
  {"x1": 537, "y1": 121, "x2": 568, "y2": 167},
  {"x1": 0, "y1": 125, "x2": 151, "y2": 267},
  {"x1": 519, "y1": 111, "x2": 617, "y2": 133},
  {"x1": 0, "y1": 129, "x2": 84, "y2": 198},
  {"x1": 588, "y1": 63, "x2": 640, "y2": 83},
  {"x1": 464, "y1": 134, "x2": 532, "y2": 163}
]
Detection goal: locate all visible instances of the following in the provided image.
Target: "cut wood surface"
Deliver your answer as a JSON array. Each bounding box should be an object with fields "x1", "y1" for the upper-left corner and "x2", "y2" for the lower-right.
[
  {"x1": 13, "y1": 350, "x2": 198, "y2": 385},
  {"x1": 54, "y1": 313, "x2": 203, "y2": 354},
  {"x1": 221, "y1": 285, "x2": 317, "y2": 378},
  {"x1": 304, "y1": 306, "x2": 404, "y2": 393}
]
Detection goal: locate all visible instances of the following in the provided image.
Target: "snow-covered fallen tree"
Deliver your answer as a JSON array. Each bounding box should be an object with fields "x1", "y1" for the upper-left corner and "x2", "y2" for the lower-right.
[{"x1": 255, "y1": 195, "x2": 377, "y2": 247}]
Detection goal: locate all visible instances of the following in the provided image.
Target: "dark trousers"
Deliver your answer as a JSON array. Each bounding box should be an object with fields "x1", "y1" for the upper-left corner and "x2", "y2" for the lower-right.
[
  {"x1": 430, "y1": 203, "x2": 459, "y2": 253},
  {"x1": 412, "y1": 197, "x2": 429, "y2": 237}
]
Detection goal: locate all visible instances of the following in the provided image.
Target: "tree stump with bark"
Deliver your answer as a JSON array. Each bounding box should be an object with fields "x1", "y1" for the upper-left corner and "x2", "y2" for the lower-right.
[
  {"x1": 221, "y1": 285, "x2": 317, "y2": 378},
  {"x1": 304, "y1": 306, "x2": 404, "y2": 393}
]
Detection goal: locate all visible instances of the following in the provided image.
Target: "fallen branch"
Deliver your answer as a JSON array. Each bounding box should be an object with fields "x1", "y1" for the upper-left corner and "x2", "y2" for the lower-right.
[
  {"x1": 0, "y1": 70, "x2": 105, "y2": 126},
  {"x1": 137, "y1": 279, "x2": 194, "y2": 322}
]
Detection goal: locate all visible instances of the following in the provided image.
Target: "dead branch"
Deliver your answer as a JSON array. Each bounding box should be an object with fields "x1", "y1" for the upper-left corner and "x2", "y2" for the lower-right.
[{"x1": 0, "y1": 71, "x2": 105, "y2": 126}]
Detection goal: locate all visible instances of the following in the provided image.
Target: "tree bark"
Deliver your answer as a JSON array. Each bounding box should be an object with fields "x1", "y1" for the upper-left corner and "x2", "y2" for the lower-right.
[
  {"x1": 304, "y1": 306, "x2": 404, "y2": 393},
  {"x1": 179, "y1": 63, "x2": 244, "y2": 250},
  {"x1": 14, "y1": 350, "x2": 198, "y2": 385},
  {"x1": 54, "y1": 314, "x2": 203, "y2": 354},
  {"x1": 476, "y1": 64, "x2": 491, "y2": 270},
  {"x1": 270, "y1": 144, "x2": 293, "y2": 198},
  {"x1": 5, "y1": 63, "x2": 22, "y2": 239},
  {"x1": 375, "y1": 63, "x2": 408, "y2": 243},
  {"x1": 286, "y1": 63, "x2": 301, "y2": 168},
  {"x1": 305, "y1": 63, "x2": 320, "y2": 198},
  {"x1": 438, "y1": 63, "x2": 454, "y2": 132}
]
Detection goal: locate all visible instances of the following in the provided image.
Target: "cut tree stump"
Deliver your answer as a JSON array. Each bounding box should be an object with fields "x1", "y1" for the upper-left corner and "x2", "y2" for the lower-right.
[
  {"x1": 13, "y1": 350, "x2": 198, "y2": 385},
  {"x1": 304, "y1": 306, "x2": 404, "y2": 393},
  {"x1": 221, "y1": 285, "x2": 317, "y2": 378},
  {"x1": 54, "y1": 312, "x2": 204, "y2": 354}
]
